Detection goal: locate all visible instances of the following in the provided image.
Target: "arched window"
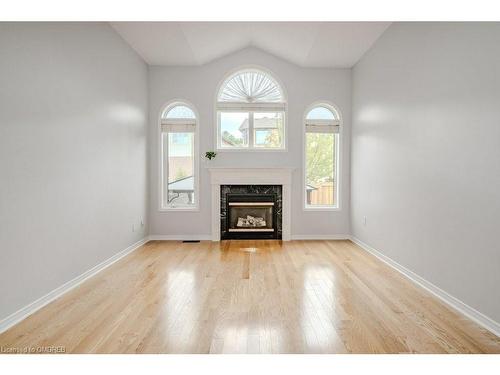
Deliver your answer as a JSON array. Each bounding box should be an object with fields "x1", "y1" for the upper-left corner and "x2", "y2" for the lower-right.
[
  {"x1": 304, "y1": 103, "x2": 340, "y2": 209},
  {"x1": 160, "y1": 101, "x2": 198, "y2": 210},
  {"x1": 216, "y1": 68, "x2": 286, "y2": 149}
]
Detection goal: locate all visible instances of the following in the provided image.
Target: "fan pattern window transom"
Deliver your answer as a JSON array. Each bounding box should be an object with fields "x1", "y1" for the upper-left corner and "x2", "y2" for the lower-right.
[{"x1": 217, "y1": 69, "x2": 286, "y2": 150}]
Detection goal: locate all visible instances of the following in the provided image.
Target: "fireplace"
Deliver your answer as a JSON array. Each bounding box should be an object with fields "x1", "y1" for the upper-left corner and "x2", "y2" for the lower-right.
[
  {"x1": 220, "y1": 185, "x2": 282, "y2": 240},
  {"x1": 209, "y1": 168, "x2": 292, "y2": 241}
]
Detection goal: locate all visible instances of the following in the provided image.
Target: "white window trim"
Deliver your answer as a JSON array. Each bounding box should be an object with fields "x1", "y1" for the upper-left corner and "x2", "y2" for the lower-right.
[
  {"x1": 214, "y1": 66, "x2": 288, "y2": 152},
  {"x1": 158, "y1": 100, "x2": 200, "y2": 212},
  {"x1": 216, "y1": 102, "x2": 286, "y2": 111},
  {"x1": 303, "y1": 101, "x2": 342, "y2": 211}
]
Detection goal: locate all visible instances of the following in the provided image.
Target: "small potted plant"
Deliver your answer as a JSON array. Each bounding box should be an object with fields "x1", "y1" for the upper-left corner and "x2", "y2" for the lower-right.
[{"x1": 204, "y1": 150, "x2": 217, "y2": 161}]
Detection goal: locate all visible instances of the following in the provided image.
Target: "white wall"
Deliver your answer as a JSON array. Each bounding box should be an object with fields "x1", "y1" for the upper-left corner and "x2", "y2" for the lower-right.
[
  {"x1": 148, "y1": 47, "x2": 351, "y2": 238},
  {"x1": 352, "y1": 23, "x2": 500, "y2": 323},
  {"x1": 0, "y1": 23, "x2": 149, "y2": 321}
]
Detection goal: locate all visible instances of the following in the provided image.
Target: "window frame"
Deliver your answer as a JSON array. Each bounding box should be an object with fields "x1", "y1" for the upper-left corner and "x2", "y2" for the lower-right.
[
  {"x1": 159, "y1": 100, "x2": 200, "y2": 212},
  {"x1": 303, "y1": 101, "x2": 342, "y2": 211},
  {"x1": 215, "y1": 66, "x2": 287, "y2": 152}
]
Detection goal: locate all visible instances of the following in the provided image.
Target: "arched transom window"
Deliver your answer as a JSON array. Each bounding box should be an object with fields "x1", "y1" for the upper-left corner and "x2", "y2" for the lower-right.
[
  {"x1": 160, "y1": 102, "x2": 199, "y2": 210},
  {"x1": 216, "y1": 69, "x2": 286, "y2": 149},
  {"x1": 304, "y1": 103, "x2": 340, "y2": 209}
]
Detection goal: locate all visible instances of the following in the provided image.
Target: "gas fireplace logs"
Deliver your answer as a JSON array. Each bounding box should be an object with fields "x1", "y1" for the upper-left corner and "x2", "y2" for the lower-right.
[{"x1": 236, "y1": 215, "x2": 267, "y2": 228}]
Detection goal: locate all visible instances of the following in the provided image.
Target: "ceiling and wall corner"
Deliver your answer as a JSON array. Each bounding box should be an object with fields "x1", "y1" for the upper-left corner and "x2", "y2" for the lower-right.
[{"x1": 110, "y1": 22, "x2": 391, "y2": 68}]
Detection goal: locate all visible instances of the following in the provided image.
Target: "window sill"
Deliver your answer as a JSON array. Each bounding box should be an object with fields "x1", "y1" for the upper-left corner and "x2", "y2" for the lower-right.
[
  {"x1": 303, "y1": 206, "x2": 341, "y2": 212},
  {"x1": 216, "y1": 147, "x2": 287, "y2": 152},
  {"x1": 158, "y1": 207, "x2": 200, "y2": 212}
]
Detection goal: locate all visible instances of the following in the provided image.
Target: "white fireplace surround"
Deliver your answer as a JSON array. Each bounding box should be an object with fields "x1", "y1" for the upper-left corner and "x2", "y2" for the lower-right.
[{"x1": 208, "y1": 167, "x2": 293, "y2": 241}]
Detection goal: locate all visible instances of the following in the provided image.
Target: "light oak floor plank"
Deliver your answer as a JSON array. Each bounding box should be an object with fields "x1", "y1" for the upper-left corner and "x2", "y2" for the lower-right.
[{"x1": 0, "y1": 240, "x2": 499, "y2": 354}]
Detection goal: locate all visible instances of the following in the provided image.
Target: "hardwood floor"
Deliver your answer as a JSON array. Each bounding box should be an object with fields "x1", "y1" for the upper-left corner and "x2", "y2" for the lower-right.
[{"x1": 0, "y1": 240, "x2": 499, "y2": 354}]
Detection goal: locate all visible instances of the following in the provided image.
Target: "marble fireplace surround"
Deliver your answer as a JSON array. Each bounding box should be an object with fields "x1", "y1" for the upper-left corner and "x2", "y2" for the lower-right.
[{"x1": 208, "y1": 168, "x2": 293, "y2": 241}]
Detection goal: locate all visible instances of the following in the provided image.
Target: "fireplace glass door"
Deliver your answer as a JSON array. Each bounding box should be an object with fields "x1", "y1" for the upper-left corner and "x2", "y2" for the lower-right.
[
  {"x1": 223, "y1": 192, "x2": 278, "y2": 239},
  {"x1": 228, "y1": 202, "x2": 274, "y2": 232}
]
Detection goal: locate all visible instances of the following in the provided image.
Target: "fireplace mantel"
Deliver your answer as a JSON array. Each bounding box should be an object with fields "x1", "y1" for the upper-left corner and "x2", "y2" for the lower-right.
[{"x1": 207, "y1": 167, "x2": 294, "y2": 241}]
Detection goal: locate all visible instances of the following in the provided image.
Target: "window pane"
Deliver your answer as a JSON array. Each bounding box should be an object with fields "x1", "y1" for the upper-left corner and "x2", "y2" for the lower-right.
[
  {"x1": 219, "y1": 112, "x2": 249, "y2": 148},
  {"x1": 306, "y1": 106, "x2": 336, "y2": 120},
  {"x1": 253, "y1": 112, "x2": 284, "y2": 148},
  {"x1": 164, "y1": 132, "x2": 195, "y2": 207},
  {"x1": 305, "y1": 133, "x2": 336, "y2": 206},
  {"x1": 164, "y1": 105, "x2": 196, "y2": 119}
]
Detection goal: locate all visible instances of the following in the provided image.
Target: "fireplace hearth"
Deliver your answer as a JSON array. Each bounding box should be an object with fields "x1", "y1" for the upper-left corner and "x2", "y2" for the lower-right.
[{"x1": 220, "y1": 185, "x2": 282, "y2": 240}]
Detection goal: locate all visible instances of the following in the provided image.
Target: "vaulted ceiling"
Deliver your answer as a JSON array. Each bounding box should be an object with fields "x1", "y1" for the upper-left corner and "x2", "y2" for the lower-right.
[{"x1": 110, "y1": 22, "x2": 391, "y2": 68}]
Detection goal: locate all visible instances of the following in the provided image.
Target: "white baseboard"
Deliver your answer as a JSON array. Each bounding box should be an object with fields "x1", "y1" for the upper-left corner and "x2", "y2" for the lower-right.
[
  {"x1": 148, "y1": 234, "x2": 212, "y2": 241},
  {"x1": 0, "y1": 237, "x2": 149, "y2": 334},
  {"x1": 291, "y1": 234, "x2": 351, "y2": 240},
  {"x1": 149, "y1": 234, "x2": 350, "y2": 241},
  {"x1": 350, "y1": 236, "x2": 500, "y2": 338}
]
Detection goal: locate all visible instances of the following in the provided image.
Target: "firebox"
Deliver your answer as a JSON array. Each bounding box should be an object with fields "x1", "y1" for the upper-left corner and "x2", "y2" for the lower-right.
[{"x1": 220, "y1": 185, "x2": 282, "y2": 240}]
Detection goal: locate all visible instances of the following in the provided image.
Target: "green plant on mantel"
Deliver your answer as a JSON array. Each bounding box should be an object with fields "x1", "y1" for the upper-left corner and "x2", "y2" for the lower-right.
[{"x1": 205, "y1": 151, "x2": 217, "y2": 160}]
